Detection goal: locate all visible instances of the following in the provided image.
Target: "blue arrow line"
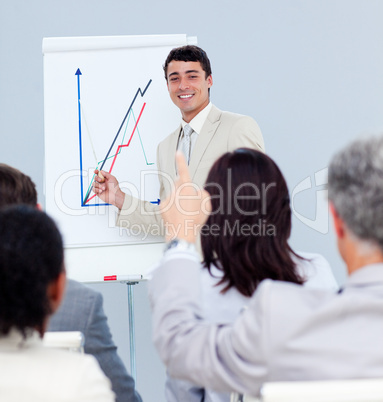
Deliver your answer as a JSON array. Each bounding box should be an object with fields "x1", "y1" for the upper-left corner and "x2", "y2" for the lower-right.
[
  {"x1": 81, "y1": 203, "x2": 111, "y2": 207},
  {"x1": 150, "y1": 199, "x2": 160, "y2": 205},
  {"x1": 76, "y1": 68, "x2": 85, "y2": 206}
]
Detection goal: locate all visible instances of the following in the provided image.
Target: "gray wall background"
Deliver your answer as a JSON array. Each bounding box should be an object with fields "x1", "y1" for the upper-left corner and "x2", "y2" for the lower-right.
[{"x1": 1, "y1": 1, "x2": 382, "y2": 401}]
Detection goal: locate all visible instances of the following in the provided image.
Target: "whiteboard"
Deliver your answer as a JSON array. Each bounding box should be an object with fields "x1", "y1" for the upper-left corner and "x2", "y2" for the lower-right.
[{"x1": 43, "y1": 34, "x2": 196, "y2": 282}]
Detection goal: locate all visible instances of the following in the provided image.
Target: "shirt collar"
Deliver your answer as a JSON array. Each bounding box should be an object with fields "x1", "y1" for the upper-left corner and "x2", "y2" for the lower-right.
[
  {"x1": 344, "y1": 263, "x2": 383, "y2": 287},
  {"x1": 0, "y1": 328, "x2": 41, "y2": 351},
  {"x1": 181, "y1": 102, "x2": 212, "y2": 135}
]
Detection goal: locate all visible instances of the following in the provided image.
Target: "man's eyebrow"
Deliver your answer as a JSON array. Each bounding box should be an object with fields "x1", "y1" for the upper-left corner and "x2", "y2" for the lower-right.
[{"x1": 168, "y1": 70, "x2": 201, "y2": 77}]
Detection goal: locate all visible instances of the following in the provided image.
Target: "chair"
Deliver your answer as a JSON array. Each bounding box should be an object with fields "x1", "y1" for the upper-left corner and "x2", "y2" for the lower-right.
[
  {"x1": 260, "y1": 379, "x2": 383, "y2": 402},
  {"x1": 43, "y1": 331, "x2": 85, "y2": 353},
  {"x1": 230, "y1": 379, "x2": 383, "y2": 402}
]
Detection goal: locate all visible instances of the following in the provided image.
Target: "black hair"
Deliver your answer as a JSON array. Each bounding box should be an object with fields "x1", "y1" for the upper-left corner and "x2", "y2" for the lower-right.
[
  {"x1": 0, "y1": 206, "x2": 64, "y2": 337},
  {"x1": 0, "y1": 164, "x2": 37, "y2": 208},
  {"x1": 163, "y1": 45, "x2": 212, "y2": 80}
]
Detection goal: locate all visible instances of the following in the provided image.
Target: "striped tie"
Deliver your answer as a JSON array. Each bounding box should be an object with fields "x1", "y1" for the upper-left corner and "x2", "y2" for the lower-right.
[{"x1": 182, "y1": 124, "x2": 193, "y2": 165}]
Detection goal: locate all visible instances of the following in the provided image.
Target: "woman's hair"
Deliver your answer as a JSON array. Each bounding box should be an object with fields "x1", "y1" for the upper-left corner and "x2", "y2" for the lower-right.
[
  {"x1": 202, "y1": 148, "x2": 304, "y2": 297},
  {"x1": 0, "y1": 205, "x2": 64, "y2": 337}
]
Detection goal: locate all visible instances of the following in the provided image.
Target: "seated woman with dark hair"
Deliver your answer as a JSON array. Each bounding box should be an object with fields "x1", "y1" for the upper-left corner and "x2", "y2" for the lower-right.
[
  {"x1": 166, "y1": 148, "x2": 338, "y2": 402},
  {"x1": 0, "y1": 206, "x2": 115, "y2": 402}
]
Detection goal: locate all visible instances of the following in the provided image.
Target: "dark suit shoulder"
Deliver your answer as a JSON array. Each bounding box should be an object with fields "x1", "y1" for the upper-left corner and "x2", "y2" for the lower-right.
[
  {"x1": 65, "y1": 279, "x2": 101, "y2": 299},
  {"x1": 48, "y1": 279, "x2": 102, "y2": 332}
]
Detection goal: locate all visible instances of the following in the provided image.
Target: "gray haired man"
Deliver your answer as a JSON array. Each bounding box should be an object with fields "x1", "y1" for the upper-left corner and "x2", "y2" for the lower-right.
[{"x1": 149, "y1": 137, "x2": 383, "y2": 397}]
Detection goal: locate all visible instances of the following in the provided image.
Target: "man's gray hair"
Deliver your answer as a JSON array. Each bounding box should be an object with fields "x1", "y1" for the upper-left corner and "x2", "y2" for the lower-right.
[{"x1": 328, "y1": 135, "x2": 383, "y2": 251}]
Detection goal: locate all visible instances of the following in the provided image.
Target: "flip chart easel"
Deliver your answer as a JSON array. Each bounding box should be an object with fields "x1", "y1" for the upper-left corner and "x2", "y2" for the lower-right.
[{"x1": 43, "y1": 33, "x2": 197, "y2": 380}]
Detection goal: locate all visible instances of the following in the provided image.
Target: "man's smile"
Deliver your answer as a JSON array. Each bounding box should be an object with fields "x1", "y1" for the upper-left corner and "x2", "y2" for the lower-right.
[{"x1": 178, "y1": 94, "x2": 194, "y2": 99}]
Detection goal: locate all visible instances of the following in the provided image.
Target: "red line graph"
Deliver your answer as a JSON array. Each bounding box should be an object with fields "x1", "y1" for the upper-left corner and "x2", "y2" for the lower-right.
[
  {"x1": 85, "y1": 102, "x2": 147, "y2": 204},
  {"x1": 109, "y1": 103, "x2": 147, "y2": 172}
]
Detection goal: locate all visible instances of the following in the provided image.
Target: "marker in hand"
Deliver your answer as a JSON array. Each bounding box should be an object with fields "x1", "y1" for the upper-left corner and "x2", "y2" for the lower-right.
[{"x1": 98, "y1": 171, "x2": 105, "y2": 183}]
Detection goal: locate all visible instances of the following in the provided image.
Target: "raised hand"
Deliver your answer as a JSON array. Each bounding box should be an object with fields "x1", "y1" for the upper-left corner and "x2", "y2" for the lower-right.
[{"x1": 160, "y1": 151, "x2": 211, "y2": 243}]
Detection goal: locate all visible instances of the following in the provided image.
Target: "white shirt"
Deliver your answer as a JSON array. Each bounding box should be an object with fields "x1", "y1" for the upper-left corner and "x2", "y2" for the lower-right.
[{"x1": 0, "y1": 329, "x2": 115, "y2": 402}]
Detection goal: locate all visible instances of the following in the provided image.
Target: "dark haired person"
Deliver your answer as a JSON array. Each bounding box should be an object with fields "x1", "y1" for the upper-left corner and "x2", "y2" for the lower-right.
[
  {"x1": 166, "y1": 149, "x2": 338, "y2": 402},
  {"x1": 93, "y1": 45, "x2": 264, "y2": 233},
  {"x1": 150, "y1": 136, "x2": 383, "y2": 397},
  {"x1": 0, "y1": 164, "x2": 37, "y2": 206},
  {"x1": 0, "y1": 206, "x2": 114, "y2": 401},
  {"x1": 0, "y1": 163, "x2": 141, "y2": 402}
]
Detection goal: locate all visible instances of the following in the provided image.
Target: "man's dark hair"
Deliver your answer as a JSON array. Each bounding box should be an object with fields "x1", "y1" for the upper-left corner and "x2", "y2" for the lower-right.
[
  {"x1": 0, "y1": 206, "x2": 64, "y2": 337},
  {"x1": 202, "y1": 148, "x2": 304, "y2": 297},
  {"x1": 163, "y1": 45, "x2": 212, "y2": 80},
  {"x1": 0, "y1": 164, "x2": 37, "y2": 208}
]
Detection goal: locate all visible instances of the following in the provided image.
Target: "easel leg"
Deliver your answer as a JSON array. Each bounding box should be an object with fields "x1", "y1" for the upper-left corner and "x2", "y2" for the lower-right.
[{"x1": 126, "y1": 281, "x2": 138, "y2": 382}]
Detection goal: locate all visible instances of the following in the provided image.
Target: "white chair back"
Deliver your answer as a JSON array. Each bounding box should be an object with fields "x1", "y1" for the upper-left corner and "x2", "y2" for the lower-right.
[
  {"x1": 43, "y1": 331, "x2": 85, "y2": 353},
  {"x1": 260, "y1": 379, "x2": 383, "y2": 402}
]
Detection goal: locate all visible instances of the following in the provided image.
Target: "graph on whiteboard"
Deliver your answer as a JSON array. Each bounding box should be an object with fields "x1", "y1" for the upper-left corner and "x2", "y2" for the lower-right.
[
  {"x1": 76, "y1": 70, "x2": 158, "y2": 208},
  {"x1": 43, "y1": 38, "x2": 182, "y2": 247}
]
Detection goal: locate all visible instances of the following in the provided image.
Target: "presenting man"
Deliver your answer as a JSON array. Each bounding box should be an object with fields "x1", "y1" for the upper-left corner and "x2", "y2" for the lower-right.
[
  {"x1": 149, "y1": 135, "x2": 383, "y2": 397},
  {"x1": 93, "y1": 45, "x2": 264, "y2": 233}
]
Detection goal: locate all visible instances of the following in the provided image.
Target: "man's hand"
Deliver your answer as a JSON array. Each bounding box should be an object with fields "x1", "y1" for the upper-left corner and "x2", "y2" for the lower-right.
[
  {"x1": 92, "y1": 170, "x2": 125, "y2": 210},
  {"x1": 160, "y1": 152, "x2": 211, "y2": 243}
]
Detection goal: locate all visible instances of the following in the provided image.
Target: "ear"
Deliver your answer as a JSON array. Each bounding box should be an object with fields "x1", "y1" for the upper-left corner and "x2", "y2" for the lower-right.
[
  {"x1": 207, "y1": 75, "x2": 213, "y2": 88},
  {"x1": 36, "y1": 203, "x2": 43, "y2": 211},
  {"x1": 47, "y1": 270, "x2": 66, "y2": 314},
  {"x1": 329, "y1": 203, "x2": 345, "y2": 239}
]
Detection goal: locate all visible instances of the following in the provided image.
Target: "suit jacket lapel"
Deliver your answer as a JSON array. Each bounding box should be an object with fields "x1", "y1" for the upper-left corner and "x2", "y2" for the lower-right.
[
  {"x1": 189, "y1": 105, "x2": 222, "y2": 180},
  {"x1": 163, "y1": 125, "x2": 181, "y2": 182}
]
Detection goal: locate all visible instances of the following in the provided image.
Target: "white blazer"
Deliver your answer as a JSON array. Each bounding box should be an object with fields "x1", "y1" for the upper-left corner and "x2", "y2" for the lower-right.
[
  {"x1": 0, "y1": 329, "x2": 115, "y2": 402},
  {"x1": 150, "y1": 249, "x2": 383, "y2": 398}
]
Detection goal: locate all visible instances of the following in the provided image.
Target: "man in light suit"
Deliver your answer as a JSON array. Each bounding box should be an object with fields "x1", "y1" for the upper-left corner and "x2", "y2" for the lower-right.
[
  {"x1": 149, "y1": 136, "x2": 383, "y2": 398},
  {"x1": 93, "y1": 45, "x2": 264, "y2": 232},
  {"x1": 0, "y1": 163, "x2": 141, "y2": 402}
]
